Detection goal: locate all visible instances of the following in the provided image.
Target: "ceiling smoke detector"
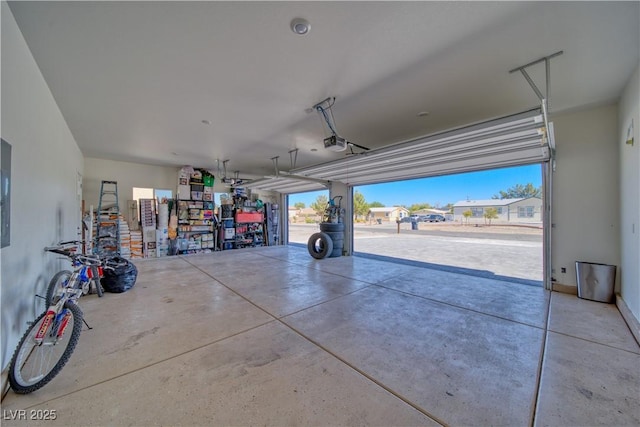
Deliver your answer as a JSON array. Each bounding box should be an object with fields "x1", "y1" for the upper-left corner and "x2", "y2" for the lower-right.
[{"x1": 290, "y1": 18, "x2": 310, "y2": 35}]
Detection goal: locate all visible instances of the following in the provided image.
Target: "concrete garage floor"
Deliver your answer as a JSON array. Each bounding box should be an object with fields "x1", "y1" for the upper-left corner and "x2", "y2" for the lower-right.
[{"x1": 2, "y1": 246, "x2": 639, "y2": 426}]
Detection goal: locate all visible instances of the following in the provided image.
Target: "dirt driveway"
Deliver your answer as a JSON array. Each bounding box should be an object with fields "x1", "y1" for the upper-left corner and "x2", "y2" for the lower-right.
[{"x1": 289, "y1": 222, "x2": 543, "y2": 283}]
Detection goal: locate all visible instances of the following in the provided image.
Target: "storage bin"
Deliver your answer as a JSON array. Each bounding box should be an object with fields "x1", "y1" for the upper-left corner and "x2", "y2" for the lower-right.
[
  {"x1": 236, "y1": 212, "x2": 263, "y2": 223},
  {"x1": 575, "y1": 261, "x2": 616, "y2": 303}
]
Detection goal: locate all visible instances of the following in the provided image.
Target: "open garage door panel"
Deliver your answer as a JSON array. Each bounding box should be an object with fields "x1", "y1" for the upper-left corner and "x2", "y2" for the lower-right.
[
  {"x1": 246, "y1": 108, "x2": 550, "y2": 191},
  {"x1": 293, "y1": 108, "x2": 550, "y2": 186},
  {"x1": 245, "y1": 176, "x2": 327, "y2": 194}
]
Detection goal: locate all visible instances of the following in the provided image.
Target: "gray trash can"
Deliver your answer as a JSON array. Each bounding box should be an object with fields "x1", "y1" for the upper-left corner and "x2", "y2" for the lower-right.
[
  {"x1": 411, "y1": 221, "x2": 418, "y2": 230},
  {"x1": 575, "y1": 261, "x2": 616, "y2": 303}
]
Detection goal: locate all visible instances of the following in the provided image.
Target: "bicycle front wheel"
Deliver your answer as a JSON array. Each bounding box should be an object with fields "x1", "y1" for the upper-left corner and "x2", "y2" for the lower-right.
[
  {"x1": 45, "y1": 270, "x2": 72, "y2": 306},
  {"x1": 94, "y1": 279, "x2": 104, "y2": 298},
  {"x1": 8, "y1": 301, "x2": 83, "y2": 394}
]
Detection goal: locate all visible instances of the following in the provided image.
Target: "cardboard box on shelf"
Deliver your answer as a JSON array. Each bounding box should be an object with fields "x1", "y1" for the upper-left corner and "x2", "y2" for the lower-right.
[
  {"x1": 179, "y1": 167, "x2": 191, "y2": 181},
  {"x1": 178, "y1": 184, "x2": 191, "y2": 200},
  {"x1": 156, "y1": 229, "x2": 169, "y2": 246},
  {"x1": 157, "y1": 244, "x2": 169, "y2": 257},
  {"x1": 144, "y1": 241, "x2": 157, "y2": 258},
  {"x1": 143, "y1": 227, "x2": 156, "y2": 242},
  {"x1": 224, "y1": 228, "x2": 235, "y2": 239}
]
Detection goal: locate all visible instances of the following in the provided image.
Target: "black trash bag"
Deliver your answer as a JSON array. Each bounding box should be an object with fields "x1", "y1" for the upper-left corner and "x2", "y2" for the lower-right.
[{"x1": 101, "y1": 257, "x2": 138, "y2": 293}]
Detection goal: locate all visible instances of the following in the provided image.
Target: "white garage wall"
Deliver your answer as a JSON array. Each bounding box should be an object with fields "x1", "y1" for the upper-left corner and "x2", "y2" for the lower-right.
[
  {"x1": 1, "y1": 3, "x2": 84, "y2": 375},
  {"x1": 83, "y1": 158, "x2": 179, "y2": 219},
  {"x1": 618, "y1": 63, "x2": 640, "y2": 322},
  {"x1": 551, "y1": 104, "x2": 620, "y2": 290}
]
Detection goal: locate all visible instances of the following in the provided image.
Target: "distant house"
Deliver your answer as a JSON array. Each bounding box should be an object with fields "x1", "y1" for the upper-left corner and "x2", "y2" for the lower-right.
[
  {"x1": 288, "y1": 206, "x2": 298, "y2": 221},
  {"x1": 452, "y1": 197, "x2": 542, "y2": 223},
  {"x1": 367, "y1": 206, "x2": 410, "y2": 222},
  {"x1": 288, "y1": 206, "x2": 321, "y2": 223}
]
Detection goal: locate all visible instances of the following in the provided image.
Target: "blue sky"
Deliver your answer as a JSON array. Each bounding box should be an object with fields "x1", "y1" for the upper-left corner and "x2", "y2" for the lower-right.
[{"x1": 288, "y1": 164, "x2": 542, "y2": 208}]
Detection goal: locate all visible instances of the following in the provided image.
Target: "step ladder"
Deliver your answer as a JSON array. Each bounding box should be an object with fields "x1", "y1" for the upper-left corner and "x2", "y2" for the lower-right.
[{"x1": 94, "y1": 180, "x2": 120, "y2": 256}]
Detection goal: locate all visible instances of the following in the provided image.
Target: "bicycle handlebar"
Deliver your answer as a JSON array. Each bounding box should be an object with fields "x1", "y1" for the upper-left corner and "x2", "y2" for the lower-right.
[
  {"x1": 45, "y1": 241, "x2": 130, "y2": 269},
  {"x1": 58, "y1": 240, "x2": 84, "y2": 246},
  {"x1": 45, "y1": 248, "x2": 74, "y2": 256},
  {"x1": 45, "y1": 243, "x2": 103, "y2": 266},
  {"x1": 44, "y1": 240, "x2": 82, "y2": 253}
]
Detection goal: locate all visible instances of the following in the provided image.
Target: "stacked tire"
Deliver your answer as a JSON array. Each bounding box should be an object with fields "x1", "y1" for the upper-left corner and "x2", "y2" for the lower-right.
[{"x1": 307, "y1": 222, "x2": 344, "y2": 259}]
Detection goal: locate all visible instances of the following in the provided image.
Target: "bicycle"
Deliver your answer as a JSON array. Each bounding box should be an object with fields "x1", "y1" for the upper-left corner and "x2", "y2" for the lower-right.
[
  {"x1": 44, "y1": 241, "x2": 105, "y2": 306},
  {"x1": 7, "y1": 243, "x2": 109, "y2": 394}
]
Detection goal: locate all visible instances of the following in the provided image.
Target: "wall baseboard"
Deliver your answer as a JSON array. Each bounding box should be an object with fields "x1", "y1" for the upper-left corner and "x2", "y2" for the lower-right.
[
  {"x1": 616, "y1": 293, "x2": 640, "y2": 347},
  {"x1": 551, "y1": 282, "x2": 577, "y2": 295}
]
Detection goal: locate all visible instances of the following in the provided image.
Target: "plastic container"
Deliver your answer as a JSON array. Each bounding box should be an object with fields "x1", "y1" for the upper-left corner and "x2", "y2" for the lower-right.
[
  {"x1": 575, "y1": 261, "x2": 616, "y2": 303},
  {"x1": 236, "y1": 212, "x2": 263, "y2": 223}
]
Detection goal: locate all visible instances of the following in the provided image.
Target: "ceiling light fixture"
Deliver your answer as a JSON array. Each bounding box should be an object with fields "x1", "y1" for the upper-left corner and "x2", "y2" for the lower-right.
[
  {"x1": 417, "y1": 111, "x2": 430, "y2": 117},
  {"x1": 290, "y1": 18, "x2": 310, "y2": 35},
  {"x1": 201, "y1": 119, "x2": 211, "y2": 125}
]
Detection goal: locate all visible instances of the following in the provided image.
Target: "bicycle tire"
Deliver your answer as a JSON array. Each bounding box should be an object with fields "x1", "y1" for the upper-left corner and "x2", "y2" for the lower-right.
[
  {"x1": 8, "y1": 301, "x2": 83, "y2": 394},
  {"x1": 95, "y1": 279, "x2": 104, "y2": 298},
  {"x1": 45, "y1": 270, "x2": 72, "y2": 306}
]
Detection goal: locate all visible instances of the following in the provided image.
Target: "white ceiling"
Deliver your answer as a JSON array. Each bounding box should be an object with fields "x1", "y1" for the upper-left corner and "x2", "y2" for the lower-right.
[{"x1": 7, "y1": 1, "x2": 639, "y2": 178}]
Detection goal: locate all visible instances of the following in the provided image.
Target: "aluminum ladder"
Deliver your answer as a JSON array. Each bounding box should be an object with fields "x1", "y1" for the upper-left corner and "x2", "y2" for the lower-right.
[{"x1": 94, "y1": 180, "x2": 120, "y2": 256}]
